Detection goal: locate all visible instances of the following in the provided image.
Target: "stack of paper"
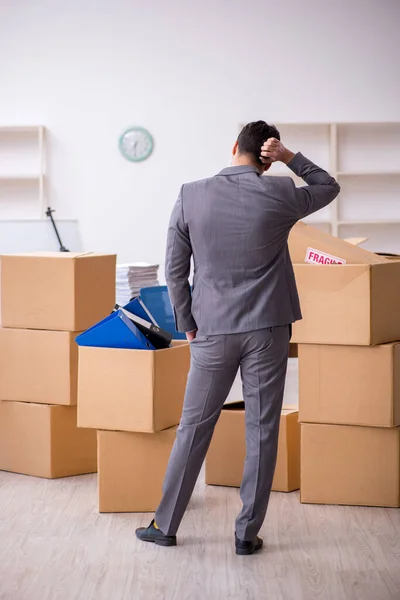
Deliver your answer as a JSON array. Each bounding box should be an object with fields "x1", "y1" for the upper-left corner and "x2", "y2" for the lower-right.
[{"x1": 116, "y1": 262, "x2": 159, "y2": 306}]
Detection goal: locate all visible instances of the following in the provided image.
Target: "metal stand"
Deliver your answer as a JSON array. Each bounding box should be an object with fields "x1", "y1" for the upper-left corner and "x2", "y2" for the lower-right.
[{"x1": 45, "y1": 207, "x2": 70, "y2": 252}]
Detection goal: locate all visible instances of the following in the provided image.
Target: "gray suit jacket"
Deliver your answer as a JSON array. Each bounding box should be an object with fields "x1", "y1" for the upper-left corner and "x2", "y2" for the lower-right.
[{"x1": 165, "y1": 153, "x2": 340, "y2": 335}]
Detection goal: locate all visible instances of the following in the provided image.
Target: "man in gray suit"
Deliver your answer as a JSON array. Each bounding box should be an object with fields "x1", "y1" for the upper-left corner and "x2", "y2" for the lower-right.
[{"x1": 136, "y1": 121, "x2": 340, "y2": 554}]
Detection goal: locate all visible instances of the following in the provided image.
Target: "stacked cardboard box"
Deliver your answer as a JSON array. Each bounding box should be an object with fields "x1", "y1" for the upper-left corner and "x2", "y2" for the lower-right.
[
  {"x1": 289, "y1": 223, "x2": 400, "y2": 507},
  {"x1": 206, "y1": 402, "x2": 301, "y2": 493},
  {"x1": 77, "y1": 340, "x2": 190, "y2": 512},
  {"x1": 0, "y1": 252, "x2": 116, "y2": 478}
]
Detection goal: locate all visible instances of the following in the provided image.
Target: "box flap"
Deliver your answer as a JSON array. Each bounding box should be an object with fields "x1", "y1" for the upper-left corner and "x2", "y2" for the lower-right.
[
  {"x1": 0, "y1": 252, "x2": 115, "y2": 259},
  {"x1": 222, "y1": 401, "x2": 245, "y2": 411},
  {"x1": 282, "y1": 406, "x2": 299, "y2": 413},
  {"x1": 376, "y1": 253, "x2": 400, "y2": 260},
  {"x1": 281, "y1": 409, "x2": 298, "y2": 416},
  {"x1": 76, "y1": 253, "x2": 117, "y2": 259},
  {"x1": 223, "y1": 401, "x2": 297, "y2": 417},
  {"x1": 289, "y1": 222, "x2": 387, "y2": 265},
  {"x1": 0, "y1": 252, "x2": 92, "y2": 259},
  {"x1": 344, "y1": 237, "x2": 368, "y2": 246}
]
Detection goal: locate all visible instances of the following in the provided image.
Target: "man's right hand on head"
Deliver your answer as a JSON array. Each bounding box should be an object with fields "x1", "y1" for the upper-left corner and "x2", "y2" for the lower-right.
[{"x1": 260, "y1": 138, "x2": 295, "y2": 165}]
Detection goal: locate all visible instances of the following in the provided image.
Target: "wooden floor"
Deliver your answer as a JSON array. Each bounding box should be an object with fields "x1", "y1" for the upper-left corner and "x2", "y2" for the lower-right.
[{"x1": 1, "y1": 469, "x2": 399, "y2": 600}]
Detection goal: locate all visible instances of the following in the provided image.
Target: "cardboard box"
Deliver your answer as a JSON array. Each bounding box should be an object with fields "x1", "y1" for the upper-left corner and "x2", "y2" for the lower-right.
[
  {"x1": 289, "y1": 224, "x2": 400, "y2": 345},
  {"x1": 299, "y1": 343, "x2": 400, "y2": 427},
  {"x1": 301, "y1": 423, "x2": 400, "y2": 508},
  {"x1": 97, "y1": 427, "x2": 176, "y2": 512},
  {"x1": 289, "y1": 222, "x2": 384, "y2": 266},
  {"x1": 78, "y1": 341, "x2": 190, "y2": 433},
  {"x1": 1, "y1": 252, "x2": 116, "y2": 331},
  {"x1": 292, "y1": 262, "x2": 400, "y2": 345},
  {"x1": 205, "y1": 403, "x2": 300, "y2": 492},
  {"x1": 0, "y1": 328, "x2": 80, "y2": 405},
  {"x1": 0, "y1": 401, "x2": 97, "y2": 478}
]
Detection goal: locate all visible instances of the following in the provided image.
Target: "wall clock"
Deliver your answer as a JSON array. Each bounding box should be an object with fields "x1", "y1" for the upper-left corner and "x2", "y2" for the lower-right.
[{"x1": 119, "y1": 126, "x2": 154, "y2": 162}]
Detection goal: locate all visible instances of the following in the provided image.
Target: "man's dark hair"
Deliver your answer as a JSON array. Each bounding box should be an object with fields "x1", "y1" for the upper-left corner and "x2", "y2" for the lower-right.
[{"x1": 237, "y1": 121, "x2": 280, "y2": 166}]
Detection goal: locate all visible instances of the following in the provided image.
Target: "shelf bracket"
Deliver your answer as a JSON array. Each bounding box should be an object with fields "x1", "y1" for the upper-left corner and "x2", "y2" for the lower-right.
[{"x1": 45, "y1": 207, "x2": 69, "y2": 252}]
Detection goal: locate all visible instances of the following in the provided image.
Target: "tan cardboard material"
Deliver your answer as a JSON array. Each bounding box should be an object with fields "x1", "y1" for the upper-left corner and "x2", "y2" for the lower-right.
[
  {"x1": 344, "y1": 237, "x2": 368, "y2": 246},
  {"x1": 289, "y1": 222, "x2": 385, "y2": 265},
  {"x1": 97, "y1": 427, "x2": 176, "y2": 512},
  {"x1": 78, "y1": 341, "x2": 190, "y2": 433},
  {"x1": 205, "y1": 402, "x2": 300, "y2": 492},
  {"x1": 289, "y1": 224, "x2": 400, "y2": 345},
  {"x1": 298, "y1": 343, "x2": 400, "y2": 427},
  {"x1": 301, "y1": 423, "x2": 400, "y2": 508},
  {"x1": 0, "y1": 328, "x2": 80, "y2": 405},
  {"x1": 0, "y1": 252, "x2": 116, "y2": 331},
  {"x1": 0, "y1": 401, "x2": 97, "y2": 478},
  {"x1": 291, "y1": 262, "x2": 400, "y2": 345}
]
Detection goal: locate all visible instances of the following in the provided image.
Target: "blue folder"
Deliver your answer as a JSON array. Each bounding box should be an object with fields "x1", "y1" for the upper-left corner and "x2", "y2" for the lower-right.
[
  {"x1": 122, "y1": 297, "x2": 159, "y2": 326},
  {"x1": 76, "y1": 309, "x2": 155, "y2": 350},
  {"x1": 139, "y1": 286, "x2": 188, "y2": 340}
]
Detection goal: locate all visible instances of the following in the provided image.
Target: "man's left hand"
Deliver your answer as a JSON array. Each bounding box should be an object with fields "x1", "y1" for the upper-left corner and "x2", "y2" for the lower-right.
[{"x1": 186, "y1": 330, "x2": 197, "y2": 343}]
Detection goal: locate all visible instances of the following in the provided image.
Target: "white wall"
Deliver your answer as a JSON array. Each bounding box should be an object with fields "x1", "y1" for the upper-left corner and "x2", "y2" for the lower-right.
[{"x1": 1, "y1": 0, "x2": 399, "y2": 268}]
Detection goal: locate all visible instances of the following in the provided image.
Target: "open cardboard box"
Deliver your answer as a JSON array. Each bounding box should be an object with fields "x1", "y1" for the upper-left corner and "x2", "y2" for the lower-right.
[
  {"x1": 78, "y1": 341, "x2": 190, "y2": 433},
  {"x1": 288, "y1": 223, "x2": 400, "y2": 345}
]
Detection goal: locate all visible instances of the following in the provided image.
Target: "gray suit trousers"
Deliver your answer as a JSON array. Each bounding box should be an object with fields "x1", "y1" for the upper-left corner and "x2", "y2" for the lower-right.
[{"x1": 155, "y1": 325, "x2": 290, "y2": 540}]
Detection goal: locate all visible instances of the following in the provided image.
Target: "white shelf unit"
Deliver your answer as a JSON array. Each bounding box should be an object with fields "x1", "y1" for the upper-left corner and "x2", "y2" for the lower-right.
[
  {"x1": 240, "y1": 122, "x2": 400, "y2": 254},
  {"x1": 0, "y1": 126, "x2": 46, "y2": 219}
]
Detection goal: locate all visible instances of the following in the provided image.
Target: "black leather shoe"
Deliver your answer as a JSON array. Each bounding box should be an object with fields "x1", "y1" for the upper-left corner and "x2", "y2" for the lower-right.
[
  {"x1": 136, "y1": 520, "x2": 177, "y2": 547},
  {"x1": 235, "y1": 533, "x2": 263, "y2": 555}
]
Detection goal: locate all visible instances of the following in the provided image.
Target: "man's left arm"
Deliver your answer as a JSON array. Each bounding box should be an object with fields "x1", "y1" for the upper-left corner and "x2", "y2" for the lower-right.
[{"x1": 165, "y1": 186, "x2": 197, "y2": 334}]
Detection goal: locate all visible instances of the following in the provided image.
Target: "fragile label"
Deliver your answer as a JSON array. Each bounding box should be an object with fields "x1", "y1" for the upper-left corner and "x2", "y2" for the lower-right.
[{"x1": 305, "y1": 247, "x2": 346, "y2": 265}]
